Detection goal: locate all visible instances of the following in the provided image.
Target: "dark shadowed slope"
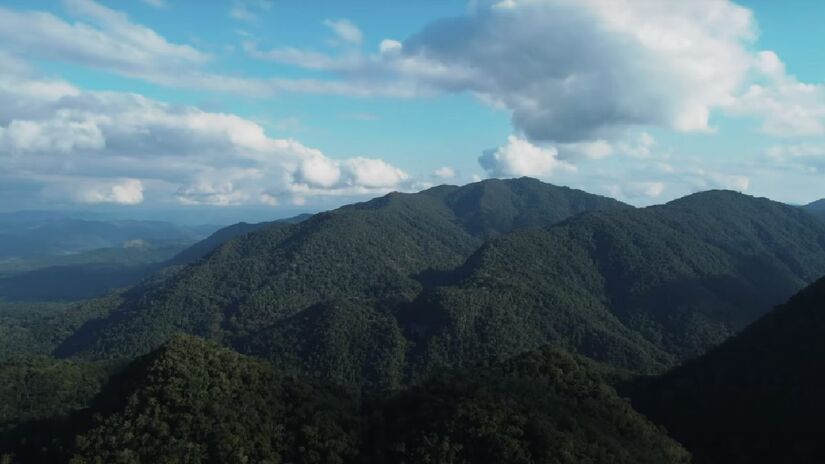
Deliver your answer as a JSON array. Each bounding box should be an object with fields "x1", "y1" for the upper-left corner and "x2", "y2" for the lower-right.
[
  {"x1": 368, "y1": 346, "x2": 690, "y2": 464},
  {"x1": 0, "y1": 337, "x2": 689, "y2": 464},
  {"x1": 628, "y1": 275, "x2": 825, "y2": 464},
  {"x1": 407, "y1": 190, "x2": 825, "y2": 375}
]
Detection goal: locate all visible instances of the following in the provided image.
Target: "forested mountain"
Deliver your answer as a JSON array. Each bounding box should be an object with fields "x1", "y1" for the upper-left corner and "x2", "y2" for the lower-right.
[
  {"x1": 408, "y1": 190, "x2": 825, "y2": 375},
  {"x1": 628, "y1": 275, "x2": 825, "y2": 464},
  {"x1": 367, "y1": 346, "x2": 690, "y2": 464},
  {"x1": 19, "y1": 181, "x2": 824, "y2": 390},
  {"x1": 0, "y1": 336, "x2": 689, "y2": 463},
  {"x1": 168, "y1": 213, "x2": 313, "y2": 266},
  {"x1": 804, "y1": 199, "x2": 825, "y2": 220},
  {"x1": 49, "y1": 179, "x2": 630, "y2": 371}
]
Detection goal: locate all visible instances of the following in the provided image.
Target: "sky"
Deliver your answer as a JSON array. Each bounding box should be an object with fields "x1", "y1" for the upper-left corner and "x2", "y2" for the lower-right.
[{"x1": 0, "y1": 0, "x2": 824, "y2": 221}]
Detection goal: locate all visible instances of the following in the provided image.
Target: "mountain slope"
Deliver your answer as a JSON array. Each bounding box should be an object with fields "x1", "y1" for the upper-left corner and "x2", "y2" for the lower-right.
[
  {"x1": 0, "y1": 337, "x2": 688, "y2": 464},
  {"x1": 167, "y1": 213, "x2": 313, "y2": 266},
  {"x1": 628, "y1": 275, "x2": 825, "y2": 464},
  {"x1": 51, "y1": 178, "x2": 629, "y2": 364},
  {"x1": 804, "y1": 199, "x2": 825, "y2": 221},
  {"x1": 368, "y1": 346, "x2": 690, "y2": 464},
  {"x1": 69, "y1": 336, "x2": 359, "y2": 464},
  {"x1": 408, "y1": 190, "x2": 825, "y2": 375}
]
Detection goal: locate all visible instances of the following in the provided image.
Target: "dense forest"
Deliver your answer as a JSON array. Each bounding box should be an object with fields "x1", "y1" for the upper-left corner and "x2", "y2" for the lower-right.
[
  {"x1": 804, "y1": 199, "x2": 825, "y2": 220},
  {"x1": 36, "y1": 180, "x2": 825, "y2": 388},
  {"x1": 0, "y1": 336, "x2": 689, "y2": 463},
  {"x1": 2, "y1": 179, "x2": 825, "y2": 462}
]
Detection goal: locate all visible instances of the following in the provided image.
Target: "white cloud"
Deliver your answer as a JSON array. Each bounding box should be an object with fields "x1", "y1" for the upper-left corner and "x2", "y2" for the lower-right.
[
  {"x1": 324, "y1": 18, "x2": 363, "y2": 45},
  {"x1": 433, "y1": 166, "x2": 456, "y2": 180},
  {"x1": 617, "y1": 132, "x2": 657, "y2": 159},
  {"x1": 341, "y1": 157, "x2": 409, "y2": 189},
  {"x1": 241, "y1": 1, "x2": 825, "y2": 145},
  {"x1": 765, "y1": 144, "x2": 825, "y2": 173},
  {"x1": 3, "y1": 0, "x2": 824, "y2": 147},
  {"x1": 0, "y1": 66, "x2": 410, "y2": 206},
  {"x1": 692, "y1": 171, "x2": 751, "y2": 192},
  {"x1": 43, "y1": 178, "x2": 144, "y2": 205},
  {"x1": 479, "y1": 136, "x2": 576, "y2": 177},
  {"x1": 727, "y1": 52, "x2": 825, "y2": 136},
  {"x1": 297, "y1": 155, "x2": 342, "y2": 188},
  {"x1": 379, "y1": 39, "x2": 403, "y2": 55},
  {"x1": 630, "y1": 181, "x2": 666, "y2": 198},
  {"x1": 397, "y1": 0, "x2": 756, "y2": 142},
  {"x1": 605, "y1": 181, "x2": 664, "y2": 201},
  {"x1": 0, "y1": 0, "x2": 208, "y2": 82},
  {"x1": 556, "y1": 139, "x2": 613, "y2": 160}
]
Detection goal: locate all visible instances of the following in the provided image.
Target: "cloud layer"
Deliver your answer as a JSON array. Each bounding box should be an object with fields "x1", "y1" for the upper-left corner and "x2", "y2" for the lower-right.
[{"x1": 0, "y1": 54, "x2": 410, "y2": 207}]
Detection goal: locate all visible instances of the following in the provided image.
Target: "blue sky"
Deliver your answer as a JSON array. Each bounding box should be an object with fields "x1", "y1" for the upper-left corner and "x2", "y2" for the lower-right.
[{"x1": 0, "y1": 0, "x2": 823, "y2": 221}]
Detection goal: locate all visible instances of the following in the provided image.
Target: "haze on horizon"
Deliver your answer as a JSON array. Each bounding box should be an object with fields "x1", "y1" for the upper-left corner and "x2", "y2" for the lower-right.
[{"x1": 0, "y1": 0, "x2": 823, "y2": 223}]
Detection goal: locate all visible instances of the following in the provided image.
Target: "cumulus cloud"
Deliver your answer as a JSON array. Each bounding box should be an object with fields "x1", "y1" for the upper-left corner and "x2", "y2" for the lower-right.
[
  {"x1": 242, "y1": 0, "x2": 825, "y2": 148},
  {"x1": 42, "y1": 178, "x2": 144, "y2": 205},
  {"x1": 4, "y1": 0, "x2": 824, "y2": 147},
  {"x1": 379, "y1": 39, "x2": 403, "y2": 55},
  {"x1": 433, "y1": 166, "x2": 456, "y2": 180},
  {"x1": 0, "y1": 65, "x2": 410, "y2": 207},
  {"x1": 401, "y1": 0, "x2": 759, "y2": 141},
  {"x1": 479, "y1": 136, "x2": 575, "y2": 177},
  {"x1": 727, "y1": 52, "x2": 825, "y2": 136}
]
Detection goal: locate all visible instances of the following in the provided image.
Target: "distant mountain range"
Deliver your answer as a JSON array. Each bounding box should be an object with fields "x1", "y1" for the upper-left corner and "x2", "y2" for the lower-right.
[
  {"x1": 0, "y1": 211, "x2": 216, "y2": 259},
  {"x1": 8, "y1": 178, "x2": 815, "y2": 394},
  {"x1": 2, "y1": 178, "x2": 825, "y2": 462}
]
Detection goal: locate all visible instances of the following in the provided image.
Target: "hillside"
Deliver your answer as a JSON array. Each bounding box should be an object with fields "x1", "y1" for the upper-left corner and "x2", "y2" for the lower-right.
[
  {"x1": 628, "y1": 276, "x2": 825, "y2": 464},
  {"x1": 406, "y1": 190, "x2": 825, "y2": 375},
  {"x1": 0, "y1": 336, "x2": 689, "y2": 463},
  {"x1": 367, "y1": 346, "x2": 690, "y2": 464},
  {"x1": 49, "y1": 178, "x2": 629, "y2": 369},
  {"x1": 168, "y1": 213, "x2": 313, "y2": 266},
  {"x1": 22, "y1": 182, "x2": 825, "y2": 389},
  {"x1": 804, "y1": 199, "x2": 825, "y2": 220}
]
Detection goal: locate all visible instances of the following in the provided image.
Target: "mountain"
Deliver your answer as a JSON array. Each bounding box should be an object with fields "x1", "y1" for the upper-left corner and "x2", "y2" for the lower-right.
[
  {"x1": 167, "y1": 213, "x2": 313, "y2": 266},
  {"x1": 407, "y1": 190, "x2": 825, "y2": 376},
  {"x1": 804, "y1": 199, "x2": 825, "y2": 220},
  {"x1": 0, "y1": 336, "x2": 358, "y2": 463},
  {"x1": 23, "y1": 181, "x2": 825, "y2": 390},
  {"x1": 367, "y1": 346, "x2": 690, "y2": 464},
  {"x1": 49, "y1": 179, "x2": 630, "y2": 370},
  {"x1": 627, "y1": 275, "x2": 825, "y2": 464},
  {"x1": 0, "y1": 356, "x2": 120, "y2": 462},
  {"x1": 0, "y1": 212, "x2": 214, "y2": 259},
  {"x1": 0, "y1": 336, "x2": 689, "y2": 463}
]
